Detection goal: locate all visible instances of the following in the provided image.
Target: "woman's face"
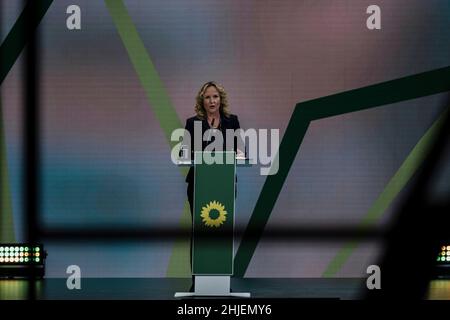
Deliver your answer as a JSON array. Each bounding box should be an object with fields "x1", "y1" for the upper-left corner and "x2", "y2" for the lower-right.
[{"x1": 203, "y1": 86, "x2": 221, "y2": 116}]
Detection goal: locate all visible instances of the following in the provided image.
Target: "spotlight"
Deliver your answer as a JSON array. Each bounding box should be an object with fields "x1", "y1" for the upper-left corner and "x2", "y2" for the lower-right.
[
  {"x1": 434, "y1": 244, "x2": 450, "y2": 278},
  {"x1": 0, "y1": 244, "x2": 47, "y2": 278}
]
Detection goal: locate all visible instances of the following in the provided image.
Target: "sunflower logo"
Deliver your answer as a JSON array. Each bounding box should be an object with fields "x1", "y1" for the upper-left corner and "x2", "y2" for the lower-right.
[{"x1": 200, "y1": 200, "x2": 227, "y2": 228}]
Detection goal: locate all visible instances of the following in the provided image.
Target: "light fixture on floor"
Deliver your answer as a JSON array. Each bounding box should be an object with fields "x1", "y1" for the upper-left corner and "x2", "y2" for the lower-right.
[
  {"x1": 437, "y1": 245, "x2": 450, "y2": 263},
  {"x1": 435, "y1": 244, "x2": 450, "y2": 278},
  {"x1": 0, "y1": 244, "x2": 47, "y2": 278}
]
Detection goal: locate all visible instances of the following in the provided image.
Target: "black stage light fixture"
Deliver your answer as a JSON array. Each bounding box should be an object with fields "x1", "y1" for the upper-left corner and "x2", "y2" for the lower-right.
[
  {"x1": 0, "y1": 244, "x2": 47, "y2": 278},
  {"x1": 434, "y1": 244, "x2": 450, "y2": 278}
]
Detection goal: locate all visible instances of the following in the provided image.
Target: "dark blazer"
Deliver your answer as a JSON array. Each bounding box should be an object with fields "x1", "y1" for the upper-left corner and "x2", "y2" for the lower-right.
[{"x1": 184, "y1": 113, "x2": 241, "y2": 184}]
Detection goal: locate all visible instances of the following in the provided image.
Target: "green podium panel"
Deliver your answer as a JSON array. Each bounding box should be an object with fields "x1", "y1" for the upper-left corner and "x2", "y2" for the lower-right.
[{"x1": 192, "y1": 151, "x2": 235, "y2": 275}]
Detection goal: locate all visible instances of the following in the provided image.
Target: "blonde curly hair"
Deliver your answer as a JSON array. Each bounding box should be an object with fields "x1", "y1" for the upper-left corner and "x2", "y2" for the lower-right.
[{"x1": 194, "y1": 81, "x2": 230, "y2": 119}]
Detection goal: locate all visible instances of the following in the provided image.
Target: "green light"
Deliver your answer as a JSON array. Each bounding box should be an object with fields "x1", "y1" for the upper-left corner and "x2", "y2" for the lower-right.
[
  {"x1": 0, "y1": 247, "x2": 3, "y2": 251},
  {"x1": 24, "y1": 258, "x2": 29, "y2": 262},
  {"x1": 24, "y1": 247, "x2": 29, "y2": 252},
  {"x1": 35, "y1": 258, "x2": 40, "y2": 263},
  {"x1": 35, "y1": 247, "x2": 40, "y2": 252}
]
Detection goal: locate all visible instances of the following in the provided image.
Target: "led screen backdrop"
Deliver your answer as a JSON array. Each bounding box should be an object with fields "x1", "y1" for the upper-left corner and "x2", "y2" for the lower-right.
[{"x1": 1, "y1": 0, "x2": 449, "y2": 278}]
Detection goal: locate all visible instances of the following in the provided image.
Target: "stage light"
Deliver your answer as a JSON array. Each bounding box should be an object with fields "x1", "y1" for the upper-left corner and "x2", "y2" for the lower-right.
[
  {"x1": 0, "y1": 244, "x2": 47, "y2": 279},
  {"x1": 434, "y1": 243, "x2": 450, "y2": 278}
]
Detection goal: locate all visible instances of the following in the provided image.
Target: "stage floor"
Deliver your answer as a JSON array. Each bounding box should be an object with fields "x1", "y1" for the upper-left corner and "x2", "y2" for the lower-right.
[{"x1": 1, "y1": 278, "x2": 449, "y2": 300}]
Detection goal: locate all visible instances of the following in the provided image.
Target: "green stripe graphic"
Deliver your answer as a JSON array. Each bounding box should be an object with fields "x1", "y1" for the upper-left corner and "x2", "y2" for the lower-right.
[
  {"x1": 322, "y1": 108, "x2": 448, "y2": 277},
  {"x1": 104, "y1": 0, "x2": 182, "y2": 148},
  {"x1": 104, "y1": 0, "x2": 191, "y2": 277},
  {"x1": 234, "y1": 66, "x2": 450, "y2": 277}
]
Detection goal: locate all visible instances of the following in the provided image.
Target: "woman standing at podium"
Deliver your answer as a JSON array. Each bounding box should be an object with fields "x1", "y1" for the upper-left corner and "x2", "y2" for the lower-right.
[
  {"x1": 184, "y1": 81, "x2": 243, "y2": 214},
  {"x1": 183, "y1": 81, "x2": 243, "y2": 291}
]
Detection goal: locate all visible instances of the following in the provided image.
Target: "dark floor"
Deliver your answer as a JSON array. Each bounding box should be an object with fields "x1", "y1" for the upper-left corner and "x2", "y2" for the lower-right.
[
  {"x1": 0, "y1": 278, "x2": 367, "y2": 300},
  {"x1": 1, "y1": 278, "x2": 449, "y2": 300}
]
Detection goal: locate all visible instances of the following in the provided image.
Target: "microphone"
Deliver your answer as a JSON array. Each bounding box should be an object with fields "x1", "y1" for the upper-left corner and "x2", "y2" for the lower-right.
[{"x1": 207, "y1": 118, "x2": 215, "y2": 142}]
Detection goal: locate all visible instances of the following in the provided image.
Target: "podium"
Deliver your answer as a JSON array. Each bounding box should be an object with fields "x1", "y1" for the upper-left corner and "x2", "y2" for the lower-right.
[{"x1": 175, "y1": 151, "x2": 251, "y2": 298}]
